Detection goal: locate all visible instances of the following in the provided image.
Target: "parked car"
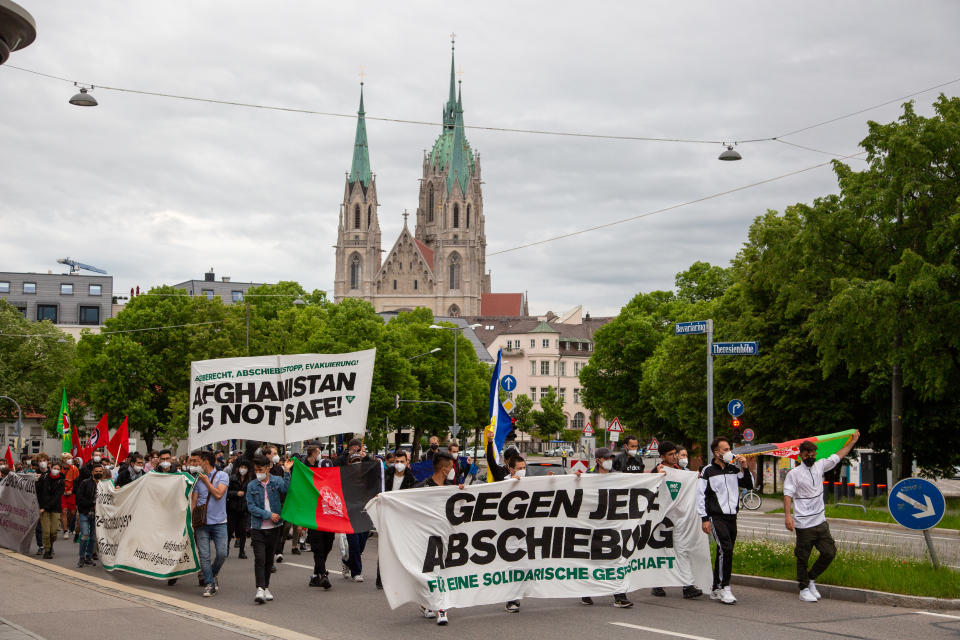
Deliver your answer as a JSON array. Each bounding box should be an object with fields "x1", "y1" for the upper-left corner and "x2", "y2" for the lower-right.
[
  {"x1": 546, "y1": 446, "x2": 575, "y2": 457},
  {"x1": 523, "y1": 461, "x2": 571, "y2": 476}
]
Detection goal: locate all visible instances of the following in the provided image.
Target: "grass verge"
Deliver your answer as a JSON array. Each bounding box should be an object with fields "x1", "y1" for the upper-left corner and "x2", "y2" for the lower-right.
[
  {"x1": 715, "y1": 539, "x2": 959, "y2": 598},
  {"x1": 766, "y1": 496, "x2": 960, "y2": 530}
]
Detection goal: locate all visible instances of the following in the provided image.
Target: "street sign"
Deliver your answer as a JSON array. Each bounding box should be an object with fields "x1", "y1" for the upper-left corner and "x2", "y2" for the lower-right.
[
  {"x1": 569, "y1": 459, "x2": 588, "y2": 473},
  {"x1": 648, "y1": 437, "x2": 659, "y2": 453},
  {"x1": 449, "y1": 424, "x2": 461, "y2": 439},
  {"x1": 609, "y1": 432, "x2": 620, "y2": 443},
  {"x1": 888, "y1": 478, "x2": 946, "y2": 531},
  {"x1": 582, "y1": 422, "x2": 594, "y2": 437},
  {"x1": 712, "y1": 342, "x2": 759, "y2": 356},
  {"x1": 742, "y1": 428, "x2": 755, "y2": 443},
  {"x1": 727, "y1": 399, "x2": 744, "y2": 417},
  {"x1": 607, "y1": 417, "x2": 624, "y2": 433},
  {"x1": 500, "y1": 374, "x2": 517, "y2": 392},
  {"x1": 501, "y1": 399, "x2": 515, "y2": 413},
  {"x1": 674, "y1": 321, "x2": 707, "y2": 335}
]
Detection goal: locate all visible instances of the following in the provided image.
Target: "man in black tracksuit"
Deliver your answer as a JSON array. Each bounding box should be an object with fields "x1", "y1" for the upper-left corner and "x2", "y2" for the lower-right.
[
  {"x1": 611, "y1": 435, "x2": 645, "y2": 473},
  {"x1": 697, "y1": 436, "x2": 753, "y2": 605}
]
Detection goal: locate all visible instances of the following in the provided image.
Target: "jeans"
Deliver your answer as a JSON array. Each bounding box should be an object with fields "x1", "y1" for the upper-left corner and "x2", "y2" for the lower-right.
[
  {"x1": 195, "y1": 522, "x2": 228, "y2": 586},
  {"x1": 794, "y1": 521, "x2": 837, "y2": 590},
  {"x1": 77, "y1": 513, "x2": 96, "y2": 559},
  {"x1": 345, "y1": 531, "x2": 369, "y2": 577},
  {"x1": 251, "y1": 528, "x2": 280, "y2": 588}
]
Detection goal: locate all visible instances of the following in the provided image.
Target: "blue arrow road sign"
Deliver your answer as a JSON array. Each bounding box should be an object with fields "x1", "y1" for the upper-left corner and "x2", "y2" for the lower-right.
[
  {"x1": 712, "y1": 342, "x2": 759, "y2": 356},
  {"x1": 727, "y1": 399, "x2": 744, "y2": 417},
  {"x1": 675, "y1": 321, "x2": 707, "y2": 335},
  {"x1": 500, "y1": 375, "x2": 517, "y2": 392},
  {"x1": 888, "y1": 478, "x2": 946, "y2": 531}
]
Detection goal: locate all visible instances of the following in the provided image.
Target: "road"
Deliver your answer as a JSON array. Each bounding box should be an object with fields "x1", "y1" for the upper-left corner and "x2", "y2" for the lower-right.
[{"x1": 4, "y1": 535, "x2": 959, "y2": 640}]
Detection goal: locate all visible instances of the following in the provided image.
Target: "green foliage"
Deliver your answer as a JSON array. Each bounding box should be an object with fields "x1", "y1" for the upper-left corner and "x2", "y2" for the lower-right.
[
  {"x1": 531, "y1": 386, "x2": 566, "y2": 440},
  {"x1": 511, "y1": 393, "x2": 534, "y2": 433}
]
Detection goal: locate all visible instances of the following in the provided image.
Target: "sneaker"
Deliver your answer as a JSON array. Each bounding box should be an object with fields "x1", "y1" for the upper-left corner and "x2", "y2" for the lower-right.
[
  {"x1": 255, "y1": 587, "x2": 265, "y2": 604},
  {"x1": 614, "y1": 597, "x2": 634, "y2": 608},
  {"x1": 319, "y1": 574, "x2": 332, "y2": 590},
  {"x1": 651, "y1": 587, "x2": 666, "y2": 597},
  {"x1": 263, "y1": 588, "x2": 274, "y2": 601},
  {"x1": 167, "y1": 578, "x2": 178, "y2": 586},
  {"x1": 85, "y1": 558, "x2": 96, "y2": 567},
  {"x1": 342, "y1": 562, "x2": 351, "y2": 578},
  {"x1": 202, "y1": 584, "x2": 217, "y2": 598},
  {"x1": 77, "y1": 558, "x2": 85, "y2": 568},
  {"x1": 353, "y1": 575, "x2": 364, "y2": 583},
  {"x1": 580, "y1": 597, "x2": 594, "y2": 606},
  {"x1": 64, "y1": 531, "x2": 71, "y2": 540},
  {"x1": 36, "y1": 547, "x2": 44, "y2": 556},
  {"x1": 420, "y1": 606, "x2": 436, "y2": 619},
  {"x1": 719, "y1": 587, "x2": 737, "y2": 605},
  {"x1": 683, "y1": 585, "x2": 703, "y2": 599},
  {"x1": 808, "y1": 581, "x2": 822, "y2": 600},
  {"x1": 238, "y1": 550, "x2": 247, "y2": 559},
  {"x1": 505, "y1": 600, "x2": 520, "y2": 613},
  {"x1": 291, "y1": 547, "x2": 301, "y2": 555},
  {"x1": 274, "y1": 553, "x2": 284, "y2": 564},
  {"x1": 309, "y1": 575, "x2": 322, "y2": 587},
  {"x1": 436, "y1": 610, "x2": 448, "y2": 626},
  {"x1": 234, "y1": 539, "x2": 240, "y2": 548},
  {"x1": 799, "y1": 588, "x2": 818, "y2": 603},
  {"x1": 42, "y1": 551, "x2": 52, "y2": 559},
  {"x1": 709, "y1": 588, "x2": 722, "y2": 600},
  {"x1": 299, "y1": 541, "x2": 307, "y2": 551}
]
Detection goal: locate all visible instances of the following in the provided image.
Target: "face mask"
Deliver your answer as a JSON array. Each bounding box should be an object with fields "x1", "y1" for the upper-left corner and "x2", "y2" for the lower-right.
[
  {"x1": 93, "y1": 473, "x2": 103, "y2": 480},
  {"x1": 601, "y1": 459, "x2": 613, "y2": 471},
  {"x1": 802, "y1": 457, "x2": 816, "y2": 467},
  {"x1": 256, "y1": 472, "x2": 267, "y2": 482},
  {"x1": 678, "y1": 458, "x2": 689, "y2": 469},
  {"x1": 513, "y1": 469, "x2": 526, "y2": 478},
  {"x1": 51, "y1": 469, "x2": 61, "y2": 477},
  {"x1": 189, "y1": 465, "x2": 200, "y2": 474},
  {"x1": 93, "y1": 456, "x2": 101, "y2": 463},
  {"x1": 721, "y1": 451, "x2": 735, "y2": 464},
  {"x1": 39, "y1": 462, "x2": 48, "y2": 471},
  {"x1": 627, "y1": 449, "x2": 638, "y2": 457},
  {"x1": 0, "y1": 466, "x2": 8, "y2": 472},
  {"x1": 394, "y1": 463, "x2": 406, "y2": 473},
  {"x1": 238, "y1": 468, "x2": 248, "y2": 476},
  {"x1": 64, "y1": 459, "x2": 72, "y2": 466},
  {"x1": 159, "y1": 461, "x2": 171, "y2": 470},
  {"x1": 447, "y1": 468, "x2": 456, "y2": 481},
  {"x1": 134, "y1": 465, "x2": 144, "y2": 472},
  {"x1": 430, "y1": 444, "x2": 439, "y2": 450},
  {"x1": 271, "y1": 455, "x2": 280, "y2": 464}
]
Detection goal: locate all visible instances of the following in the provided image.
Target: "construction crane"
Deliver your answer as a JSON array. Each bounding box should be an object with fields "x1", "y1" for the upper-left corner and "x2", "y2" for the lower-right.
[{"x1": 57, "y1": 257, "x2": 107, "y2": 275}]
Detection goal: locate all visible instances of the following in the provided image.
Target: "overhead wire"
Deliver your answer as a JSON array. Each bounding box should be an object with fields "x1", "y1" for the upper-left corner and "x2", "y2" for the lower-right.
[{"x1": 0, "y1": 320, "x2": 223, "y2": 338}]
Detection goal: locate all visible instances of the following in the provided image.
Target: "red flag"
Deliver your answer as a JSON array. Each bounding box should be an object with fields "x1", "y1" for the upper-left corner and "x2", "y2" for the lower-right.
[
  {"x1": 108, "y1": 417, "x2": 130, "y2": 463},
  {"x1": 81, "y1": 414, "x2": 109, "y2": 461},
  {"x1": 3, "y1": 446, "x2": 13, "y2": 469},
  {"x1": 69, "y1": 419, "x2": 81, "y2": 460}
]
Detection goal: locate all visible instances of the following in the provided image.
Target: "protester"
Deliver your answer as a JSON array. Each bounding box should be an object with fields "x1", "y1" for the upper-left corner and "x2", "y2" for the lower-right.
[
  {"x1": 156, "y1": 449, "x2": 176, "y2": 473},
  {"x1": 78, "y1": 448, "x2": 105, "y2": 482},
  {"x1": 697, "y1": 436, "x2": 753, "y2": 605},
  {"x1": 145, "y1": 451, "x2": 159, "y2": 472},
  {"x1": 335, "y1": 438, "x2": 366, "y2": 466},
  {"x1": 503, "y1": 455, "x2": 528, "y2": 613},
  {"x1": 375, "y1": 449, "x2": 417, "y2": 589},
  {"x1": 414, "y1": 452, "x2": 462, "y2": 625},
  {"x1": 36, "y1": 460, "x2": 65, "y2": 559},
  {"x1": 74, "y1": 461, "x2": 102, "y2": 568},
  {"x1": 60, "y1": 453, "x2": 79, "y2": 540},
  {"x1": 194, "y1": 451, "x2": 230, "y2": 597},
  {"x1": 304, "y1": 445, "x2": 336, "y2": 590},
  {"x1": 484, "y1": 426, "x2": 512, "y2": 482},
  {"x1": 677, "y1": 446, "x2": 690, "y2": 470},
  {"x1": 649, "y1": 441, "x2": 702, "y2": 599},
  {"x1": 227, "y1": 459, "x2": 251, "y2": 560},
  {"x1": 0, "y1": 459, "x2": 10, "y2": 477},
  {"x1": 784, "y1": 430, "x2": 859, "y2": 602},
  {"x1": 33, "y1": 453, "x2": 50, "y2": 554},
  {"x1": 246, "y1": 454, "x2": 293, "y2": 604},
  {"x1": 341, "y1": 452, "x2": 372, "y2": 582},
  {"x1": 612, "y1": 435, "x2": 645, "y2": 473},
  {"x1": 424, "y1": 435, "x2": 441, "y2": 461},
  {"x1": 116, "y1": 452, "x2": 145, "y2": 487},
  {"x1": 580, "y1": 447, "x2": 633, "y2": 608}
]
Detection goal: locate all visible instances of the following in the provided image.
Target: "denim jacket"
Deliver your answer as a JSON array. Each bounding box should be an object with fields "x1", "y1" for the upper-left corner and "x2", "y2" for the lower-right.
[{"x1": 245, "y1": 472, "x2": 290, "y2": 530}]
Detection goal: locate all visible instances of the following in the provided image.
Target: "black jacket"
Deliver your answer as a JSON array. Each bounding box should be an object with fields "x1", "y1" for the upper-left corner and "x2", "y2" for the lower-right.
[
  {"x1": 415, "y1": 476, "x2": 455, "y2": 488},
  {"x1": 485, "y1": 440, "x2": 509, "y2": 482},
  {"x1": 697, "y1": 461, "x2": 753, "y2": 521},
  {"x1": 612, "y1": 451, "x2": 645, "y2": 473},
  {"x1": 36, "y1": 473, "x2": 65, "y2": 511},
  {"x1": 385, "y1": 466, "x2": 417, "y2": 491},
  {"x1": 227, "y1": 473, "x2": 250, "y2": 513},
  {"x1": 115, "y1": 465, "x2": 144, "y2": 487},
  {"x1": 75, "y1": 477, "x2": 98, "y2": 514}
]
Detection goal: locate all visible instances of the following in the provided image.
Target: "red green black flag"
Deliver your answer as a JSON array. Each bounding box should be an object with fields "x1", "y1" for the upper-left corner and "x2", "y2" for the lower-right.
[{"x1": 280, "y1": 458, "x2": 382, "y2": 533}]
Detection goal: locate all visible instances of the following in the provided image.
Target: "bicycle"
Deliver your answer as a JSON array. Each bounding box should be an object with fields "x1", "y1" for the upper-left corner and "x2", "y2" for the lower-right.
[{"x1": 739, "y1": 487, "x2": 762, "y2": 511}]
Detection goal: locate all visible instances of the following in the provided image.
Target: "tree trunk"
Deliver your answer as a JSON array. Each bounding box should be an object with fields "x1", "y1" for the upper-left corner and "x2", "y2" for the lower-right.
[
  {"x1": 410, "y1": 425, "x2": 423, "y2": 462},
  {"x1": 891, "y1": 338, "x2": 904, "y2": 481}
]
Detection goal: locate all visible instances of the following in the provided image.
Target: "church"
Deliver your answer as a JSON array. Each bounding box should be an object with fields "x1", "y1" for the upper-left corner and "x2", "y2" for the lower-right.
[{"x1": 333, "y1": 42, "x2": 526, "y2": 318}]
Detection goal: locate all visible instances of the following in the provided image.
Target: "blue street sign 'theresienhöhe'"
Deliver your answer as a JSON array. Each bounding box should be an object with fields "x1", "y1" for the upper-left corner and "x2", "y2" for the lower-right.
[
  {"x1": 712, "y1": 342, "x2": 759, "y2": 356},
  {"x1": 675, "y1": 321, "x2": 707, "y2": 335}
]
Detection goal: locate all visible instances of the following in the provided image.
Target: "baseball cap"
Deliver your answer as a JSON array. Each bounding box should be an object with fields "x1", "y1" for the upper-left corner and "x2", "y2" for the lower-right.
[{"x1": 595, "y1": 447, "x2": 614, "y2": 459}]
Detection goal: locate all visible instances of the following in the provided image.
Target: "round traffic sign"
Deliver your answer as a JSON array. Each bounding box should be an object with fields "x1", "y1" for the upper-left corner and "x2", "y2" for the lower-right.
[
  {"x1": 500, "y1": 375, "x2": 517, "y2": 392},
  {"x1": 742, "y1": 428, "x2": 754, "y2": 442},
  {"x1": 888, "y1": 477, "x2": 946, "y2": 531},
  {"x1": 727, "y1": 399, "x2": 744, "y2": 417}
]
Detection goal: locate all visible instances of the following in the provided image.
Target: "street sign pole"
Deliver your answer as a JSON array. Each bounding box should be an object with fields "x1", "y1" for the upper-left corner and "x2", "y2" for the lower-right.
[{"x1": 706, "y1": 319, "x2": 714, "y2": 459}]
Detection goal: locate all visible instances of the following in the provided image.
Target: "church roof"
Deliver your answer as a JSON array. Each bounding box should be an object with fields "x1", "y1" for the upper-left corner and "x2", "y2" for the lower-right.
[
  {"x1": 414, "y1": 238, "x2": 435, "y2": 269},
  {"x1": 349, "y1": 84, "x2": 371, "y2": 188}
]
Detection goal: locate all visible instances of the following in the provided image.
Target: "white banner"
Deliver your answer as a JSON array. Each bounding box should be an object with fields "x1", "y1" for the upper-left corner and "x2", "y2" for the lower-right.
[
  {"x1": 188, "y1": 349, "x2": 376, "y2": 451},
  {"x1": 0, "y1": 473, "x2": 40, "y2": 554},
  {"x1": 96, "y1": 472, "x2": 199, "y2": 579},
  {"x1": 368, "y1": 468, "x2": 711, "y2": 610}
]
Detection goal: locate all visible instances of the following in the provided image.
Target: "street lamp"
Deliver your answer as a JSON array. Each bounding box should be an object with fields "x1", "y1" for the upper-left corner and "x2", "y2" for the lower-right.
[
  {"x1": 718, "y1": 144, "x2": 742, "y2": 161},
  {"x1": 408, "y1": 347, "x2": 441, "y2": 361},
  {"x1": 69, "y1": 84, "x2": 98, "y2": 107},
  {"x1": 430, "y1": 323, "x2": 481, "y2": 443},
  {"x1": 0, "y1": 394, "x2": 23, "y2": 459}
]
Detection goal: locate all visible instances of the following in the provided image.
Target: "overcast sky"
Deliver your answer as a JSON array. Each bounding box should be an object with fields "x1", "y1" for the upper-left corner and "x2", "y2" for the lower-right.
[{"x1": 2, "y1": 1, "x2": 959, "y2": 317}]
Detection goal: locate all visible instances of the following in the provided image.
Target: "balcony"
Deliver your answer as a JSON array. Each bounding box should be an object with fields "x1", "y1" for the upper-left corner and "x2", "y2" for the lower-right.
[{"x1": 501, "y1": 346, "x2": 525, "y2": 356}]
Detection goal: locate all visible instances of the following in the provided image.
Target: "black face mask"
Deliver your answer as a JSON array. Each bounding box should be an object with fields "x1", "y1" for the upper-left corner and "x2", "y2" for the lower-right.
[
  {"x1": 802, "y1": 457, "x2": 816, "y2": 467},
  {"x1": 430, "y1": 444, "x2": 439, "y2": 450}
]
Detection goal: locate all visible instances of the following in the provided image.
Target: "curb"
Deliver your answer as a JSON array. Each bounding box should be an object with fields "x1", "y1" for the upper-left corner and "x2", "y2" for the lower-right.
[
  {"x1": 731, "y1": 573, "x2": 960, "y2": 610},
  {"x1": 742, "y1": 511, "x2": 960, "y2": 536}
]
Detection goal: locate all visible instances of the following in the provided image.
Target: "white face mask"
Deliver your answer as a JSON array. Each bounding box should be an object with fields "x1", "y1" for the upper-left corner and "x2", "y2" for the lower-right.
[
  {"x1": 513, "y1": 469, "x2": 526, "y2": 478},
  {"x1": 271, "y1": 455, "x2": 280, "y2": 464},
  {"x1": 39, "y1": 462, "x2": 48, "y2": 470},
  {"x1": 394, "y1": 462, "x2": 406, "y2": 473},
  {"x1": 93, "y1": 456, "x2": 101, "y2": 463},
  {"x1": 63, "y1": 459, "x2": 72, "y2": 466},
  {"x1": 721, "y1": 451, "x2": 735, "y2": 464},
  {"x1": 256, "y1": 472, "x2": 267, "y2": 482},
  {"x1": 50, "y1": 469, "x2": 61, "y2": 477},
  {"x1": 133, "y1": 465, "x2": 144, "y2": 472},
  {"x1": 238, "y1": 468, "x2": 248, "y2": 476},
  {"x1": 627, "y1": 449, "x2": 638, "y2": 457},
  {"x1": 600, "y1": 459, "x2": 613, "y2": 471},
  {"x1": 159, "y1": 461, "x2": 171, "y2": 470},
  {"x1": 447, "y1": 468, "x2": 456, "y2": 481},
  {"x1": 189, "y1": 465, "x2": 200, "y2": 474},
  {"x1": 678, "y1": 458, "x2": 689, "y2": 469}
]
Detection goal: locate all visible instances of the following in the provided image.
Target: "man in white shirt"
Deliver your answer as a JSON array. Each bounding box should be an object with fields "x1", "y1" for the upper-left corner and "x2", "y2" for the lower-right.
[{"x1": 783, "y1": 430, "x2": 859, "y2": 602}]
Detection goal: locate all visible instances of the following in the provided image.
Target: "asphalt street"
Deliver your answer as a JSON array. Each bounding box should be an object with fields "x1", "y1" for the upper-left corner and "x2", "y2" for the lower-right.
[{"x1": 5, "y1": 533, "x2": 959, "y2": 640}]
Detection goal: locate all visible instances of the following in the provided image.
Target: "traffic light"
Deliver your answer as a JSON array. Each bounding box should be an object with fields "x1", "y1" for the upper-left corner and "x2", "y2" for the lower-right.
[
  {"x1": 394, "y1": 394, "x2": 400, "y2": 410},
  {"x1": 731, "y1": 417, "x2": 742, "y2": 429}
]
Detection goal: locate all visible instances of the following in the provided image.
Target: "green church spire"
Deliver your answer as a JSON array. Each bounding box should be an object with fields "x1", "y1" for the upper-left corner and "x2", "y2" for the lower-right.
[
  {"x1": 349, "y1": 83, "x2": 371, "y2": 187},
  {"x1": 447, "y1": 81, "x2": 470, "y2": 195},
  {"x1": 443, "y1": 36, "x2": 457, "y2": 128}
]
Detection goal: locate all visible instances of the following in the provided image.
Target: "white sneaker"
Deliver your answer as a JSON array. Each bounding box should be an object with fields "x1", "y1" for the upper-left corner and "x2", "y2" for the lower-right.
[
  {"x1": 799, "y1": 588, "x2": 817, "y2": 602},
  {"x1": 436, "y1": 610, "x2": 448, "y2": 626},
  {"x1": 353, "y1": 575, "x2": 364, "y2": 583},
  {"x1": 274, "y1": 553, "x2": 284, "y2": 563},
  {"x1": 808, "y1": 580, "x2": 822, "y2": 599},
  {"x1": 254, "y1": 587, "x2": 265, "y2": 604},
  {"x1": 709, "y1": 588, "x2": 722, "y2": 600},
  {"x1": 63, "y1": 532, "x2": 71, "y2": 540},
  {"x1": 719, "y1": 587, "x2": 736, "y2": 604},
  {"x1": 420, "y1": 606, "x2": 436, "y2": 619},
  {"x1": 342, "y1": 563, "x2": 351, "y2": 579},
  {"x1": 263, "y1": 588, "x2": 274, "y2": 601}
]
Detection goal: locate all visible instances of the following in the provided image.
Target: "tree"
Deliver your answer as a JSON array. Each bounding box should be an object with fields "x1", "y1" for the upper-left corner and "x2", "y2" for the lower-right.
[
  {"x1": 511, "y1": 393, "x2": 534, "y2": 434},
  {"x1": 531, "y1": 386, "x2": 566, "y2": 441}
]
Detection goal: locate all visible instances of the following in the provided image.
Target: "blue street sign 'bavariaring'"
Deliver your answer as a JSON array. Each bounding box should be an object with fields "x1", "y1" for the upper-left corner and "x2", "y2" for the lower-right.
[
  {"x1": 727, "y1": 399, "x2": 744, "y2": 417},
  {"x1": 500, "y1": 374, "x2": 517, "y2": 392},
  {"x1": 712, "y1": 342, "x2": 759, "y2": 356},
  {"x1": 888, "y1": 477, "x2": 946, "y2": 531},
  {"x1": 675, "y1": 321, "x2": 707, "y2": 335}
]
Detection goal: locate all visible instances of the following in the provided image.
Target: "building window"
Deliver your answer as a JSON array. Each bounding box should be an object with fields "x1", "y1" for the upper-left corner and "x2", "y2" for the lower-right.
[
  {"x1": 448, "y1": 305, "x2": 461, "y2": 317},
  {"x1": 428, "y1": 185, "x2": 435, "y2": 222},
  {"x1": 588, "y1": 342, "x2": 593, "y2": 352},
  {"x1": 23, "y1": 282, "x2": 36, "y2": 294},
  {"x1": 393, "y1": 279, "x2": 397, "y2": 290},
  {"x1": 201, "y1": 289, "x2": 214, "y2": 300},
  {"x1": 573, "y1": 388, "x2": 580, "y2": 404},
  {"x1": 414, "y1": 279, "x2": 418, "y2": 290},
  {"x1": 572, "y1": 412, "x2": 585, "y2": 430},
  {"x1": 574, "y1": 362, "x2": 583, "y2": 376},
  {"x1": 453, "y1": 203, "x2": 459, "y2": 228},
  {"x1": 350, "y1": 255, "x2": 362, "y2": 290},
  {"x1": 530, "y1": 388, "x2": 537, "y2": 402},
  {"x1": 79, "y1": 306, "x2": 100, "y2": 325},
  {"x1": 540, "y1": 361, "x2": 550, "y2": 376},
  {"x1": 466, "y1": 204, "x2": 471, "y2": 228},
  {"x1": 0, "y1": 281, "x2": 8, "y2": 293},
  {"x1": 530, "y1": 361, "x2": 536, "y2": 376},
  {"x1": 367, "y1": 205, "x2": 372, "y2": 227},
  {"x1": 530, "y1": 339, "x2": 535, "y2": 348},
  {"x1": 448, "y1": 253, "x2": 461, "y2": 289},
  {"x1": 559, "y1": 387, "x2": 566, "y2": 402},
  {"x1": 559, "y1": 361, "x2": 566, "y2": 377},
  {"x1": 354, "y1": 204, "x2": 361, "y2": 229},
  {"x1": 37, "y1": 304, "x2": 57, "y2": 323},
  {"x1": 540, "y1": 387, "x2": 550, "y2": 400},
  {"x1": 542, "y1": 338, "x2": 550, "y2": 348},
  {"x1": 232, "y1": 290, "x2": 243, "y2": 303},
  {"x1": 60, "y1": 283, "x2": 73, "y2": 295},
  {"x1": 15, "y1": 305, "x2": 27, "y2": 317},
  {"x1": 88, "y1": 284, "x2": 102, "y2": 296}
]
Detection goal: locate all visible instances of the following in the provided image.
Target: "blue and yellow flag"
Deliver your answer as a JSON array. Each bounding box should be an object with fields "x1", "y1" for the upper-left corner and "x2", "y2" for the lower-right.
[{"x1": 485, "y1": 349, "x2": 513, "y2": 481}]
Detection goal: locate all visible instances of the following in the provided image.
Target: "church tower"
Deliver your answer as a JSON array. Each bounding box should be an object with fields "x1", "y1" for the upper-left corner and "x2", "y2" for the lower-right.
[
  {"x1": 334, "y1": 84, "x2": 382, "y2": 303},
  {"x1": 413, "y1": 39, "x2": 489, "y2": 316}
]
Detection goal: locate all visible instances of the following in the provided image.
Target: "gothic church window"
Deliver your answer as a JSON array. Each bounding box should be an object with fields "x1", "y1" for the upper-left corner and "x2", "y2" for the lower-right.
[
  {"x1": 349, "y1": 255, "x2": 362, "y2": 290},
  {"x1": 448, "y1": 253, "x2": 461, "y2": 290},
  {"x1": 448, "y1": 305, "x2": 461, "y2": 317},
  {"x1": 453, "y1": 203, "x2": 459, "y2": 228},
  {"x1": 354, "y1": 205, "x2": 361, "y2": 229},
  {"x1": 428, "y1": 185, "x2": 435, "y2": 222},
  {"x1": 467, "y1": 204, "x2": 471, "y2": 229},
  {"x1": 367, "y1": 205, "x2": 371, "y2": 227}
]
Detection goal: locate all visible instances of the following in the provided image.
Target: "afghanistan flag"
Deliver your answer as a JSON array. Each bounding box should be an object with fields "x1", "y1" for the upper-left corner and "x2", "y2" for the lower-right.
[
  {"x1": 733, "y1": 428, "x2": 856, "y2": 460},
  {"x1": 58, "y1": 388, "x2": 71, "y2": 454},
  {"x1": 280, "y1": 458, "x2": 383, "y2": 534}
]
